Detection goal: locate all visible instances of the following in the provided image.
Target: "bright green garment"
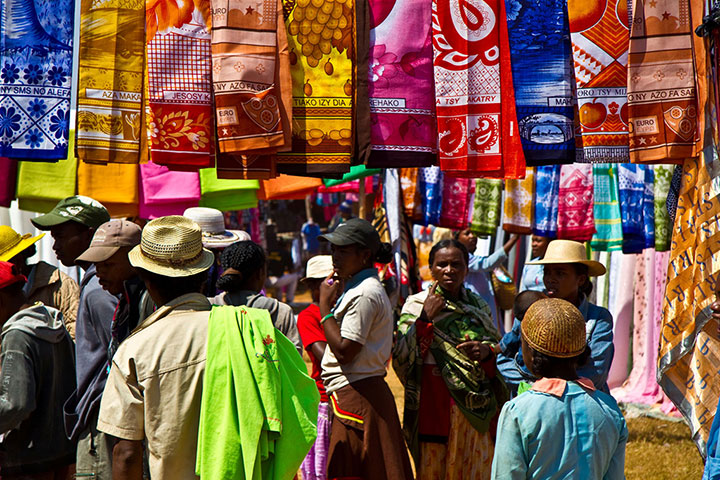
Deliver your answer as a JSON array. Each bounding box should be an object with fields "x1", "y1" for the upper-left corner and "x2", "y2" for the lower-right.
[
  {"x1": 199, "y1": 169, "x2": 259, "y2": 211},
  {"x1": 471, "y1": 179, "x2": 502, "y2": 235},
  {"x1": 323, "y1": 164, "x2": 381, "y2": 187},
  {"x1": 197, "y1": 306, "x2": 319, "y2": 480},
  {"x1": 653, "y1": 165, "x2": 672, "y2": 251}
]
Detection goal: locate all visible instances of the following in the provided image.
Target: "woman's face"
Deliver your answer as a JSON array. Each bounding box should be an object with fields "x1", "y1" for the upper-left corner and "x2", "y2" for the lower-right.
[
  {"x1": 331, "y1": 244, "x2": 370, "y2": 279},
  {"x1": 531, "y1": 236, "x2": 550, "y2": 259},
  {"x1": 456, "y1": 229, "x2": 477, "y2": 253},
  {"x1": 431, "y1": 247, "x2": 468, "y2": 296},
  {"x1": 543, "y1": 264, "x2": 585, "y2": 302}
]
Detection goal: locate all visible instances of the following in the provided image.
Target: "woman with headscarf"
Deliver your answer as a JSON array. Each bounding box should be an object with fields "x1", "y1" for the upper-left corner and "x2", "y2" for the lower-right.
[
  {"x1": 317, "y1": 218, "x2": 414, "y2": 480},
  {"x1": 393, "y1": 238, "x2": 509, "y2": 479}
]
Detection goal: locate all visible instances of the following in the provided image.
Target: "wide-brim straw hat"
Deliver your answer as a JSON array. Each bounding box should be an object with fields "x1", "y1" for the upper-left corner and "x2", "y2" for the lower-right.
[
  {"x1": 0, "y1": 226, "x2": 44, "y2": 262},
  {"x1": 128, "y1": 216, "x2": 214, "y2": 277},
  {"x1": 525, "y1": 239, "x2": 606, "y2": 276},
  {"x1": 521, "y1": 298, "x2": 587, "y2": 358}
]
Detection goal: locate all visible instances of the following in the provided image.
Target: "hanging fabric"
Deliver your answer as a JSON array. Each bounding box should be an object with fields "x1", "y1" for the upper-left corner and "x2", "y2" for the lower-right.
[
  {"x1": 505, "y1": 0, "x2": 575, "y2": 165},
  {"x1": 471, "y1": 179, "x2": 502, "y2": 235},
  {"x1": 0, "y1": 159, "x2": 16, "y2": 207},
  {"x1": 626, "y1": 0, "x2": 699, "y2": 163},
  {"x1": 138, "y1": 163, "x2": 200, "y2": 219},
  {"x1": 199, "y1": 168, "x2": 259, "y2": 210},
  {"x1": 77, "y1": 162, "x2": 140, "y2": 217},
  {"x1": 276, "y1": 0, "x2": 354, "y2": 175},
  {"x1": 533, "y1": 165, "x2": 561, "y2": 237},
  {"x1": 617, "y1": 163, "x2": 648, "y2": 253},
  {"x1": 556, "y1": 163, "x2": 594, "y2": 241},
  {"x1": 260, "y1": 175, "x2": 323, "y2": 200},
  {"x1": 568, "y1": 0, "x2": 630, "y2": 163},
  {"x1": 0, "y1": 0, "x2": 73, "y2": 159},
  {"x1": 438, "y1": 176, "x2": 473, "y2": 230},
  {"x1": 653, "y1": 165, "x2": 673, "y2": 251},
  {"x1": 76, "y1": 0, "x2": 144, "y2": 164},
  {"x1": 502, "y1": 168, "x2": 534, "y2": 234},
  {"x1": 216, "y1": 154, "x2": 277, "y2": 179},
  {"x1": 642, "y1": 165, "x2": 655, "y2": 249},
  {"x1": 400, "y1": 168, "x2": 423, "y2": 222},
  {"x1": 419, "y1": 166, "x2": 442, "y2": 226},
  {"x1": 590, "y1": 164, "x2": 623, "y2": 251},
  {"x1": 366, "y1": 0, "x2": 436, "y2": 167}
]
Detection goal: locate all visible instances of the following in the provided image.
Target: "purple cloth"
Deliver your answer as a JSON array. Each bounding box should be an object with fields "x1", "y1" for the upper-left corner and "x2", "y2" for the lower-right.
[
  {"x1": 138, "y1": 162, "x2": 200, "y2": 219},
  {"x1": 0, "y1": 158, "x2": 17, "y2": 207},
  {"x1": 301, "y1": 401, "x2": 330, "y2": 480}
]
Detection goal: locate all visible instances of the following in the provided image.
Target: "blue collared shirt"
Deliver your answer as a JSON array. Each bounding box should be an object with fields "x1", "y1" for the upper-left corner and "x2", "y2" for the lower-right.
[
  {"x1": 464, "y1": 249, "x2": 507, "y2": 328},
  {"x1": 519, "y1": 260, "x2": 544, "y2": 293}
]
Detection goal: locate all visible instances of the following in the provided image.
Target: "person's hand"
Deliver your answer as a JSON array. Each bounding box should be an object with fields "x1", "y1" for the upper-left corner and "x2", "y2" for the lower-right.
[
  {"x1": 319, "y1": 272, "x2": 343, "y2": 316},
  {"x1": 457, "y1": 334, "x2": 492, "y2": 362},
  {"x1": 421, "y1": 281, "x2": 445, "y2": 322}
]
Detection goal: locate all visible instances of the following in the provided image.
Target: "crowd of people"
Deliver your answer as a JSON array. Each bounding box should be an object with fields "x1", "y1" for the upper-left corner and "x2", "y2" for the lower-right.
[{"x1": 0, "y1": 195, "x2": 628, "y2": 480}]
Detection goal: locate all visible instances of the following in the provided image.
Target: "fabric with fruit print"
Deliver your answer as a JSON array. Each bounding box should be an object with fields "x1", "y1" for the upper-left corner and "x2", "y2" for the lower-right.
[
  {"x1": 275, "y1": 0, "x2": 353, "y2": 175},
  {"x1": 568, "y1": 0, "x2": 631, "y2": 163},
  {"x1": 0, "y1": 0, "x2": 74, "y2": 160},
  {"x1": 145, "y1": 0, "x2": 214, "y2": 168}
]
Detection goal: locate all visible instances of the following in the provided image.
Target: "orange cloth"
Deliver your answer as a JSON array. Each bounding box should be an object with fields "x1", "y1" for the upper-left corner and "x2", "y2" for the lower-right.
[
  {"x1": 77, "y1": 162, "x2": 139, "y2": 217},
  {"x1": 259, "y1": 175, "x2": 322, "y2": 200}
]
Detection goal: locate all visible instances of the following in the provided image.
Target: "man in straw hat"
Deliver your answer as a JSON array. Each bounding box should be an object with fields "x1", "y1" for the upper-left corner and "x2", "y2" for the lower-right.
[
  {"x1": 492, "y1": 298, "x2": 627, "y2": 479},
  {"x1": 96, "y1": 216, "x2": 215, "y2": 479},
  {"x1": 497, "y1": 239, "x2": 615, "y2": 392},
  {"x1": 0, "y1": 225, "x2": 79, "y2": 338},
  {"x1": 31, "y1": 195, "x2": 118, "y2": 479}
]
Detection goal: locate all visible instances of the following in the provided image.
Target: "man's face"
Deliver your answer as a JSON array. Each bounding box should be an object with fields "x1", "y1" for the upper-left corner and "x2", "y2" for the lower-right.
[
  {"x1": 50, "y1": 222, "x2": 93, "y2": 267},
  {"x1": 95, "y1": 248, "x2": 136, "y2": 295},
  {"x1": 457, "y1": 229, "x2": 477, "y2": 253}
]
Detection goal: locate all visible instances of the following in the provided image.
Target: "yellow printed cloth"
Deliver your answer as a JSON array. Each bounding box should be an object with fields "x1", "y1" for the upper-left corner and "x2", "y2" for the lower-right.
[
  {"x1": 76, "y1": 0, "x2": 145, "y2": 164},
  {"x1": 502, "y1": 168, "x2": 534, "y2": 234},
  {"x1": 276, "y1": 0, "x2": 353, "y2": 175}
]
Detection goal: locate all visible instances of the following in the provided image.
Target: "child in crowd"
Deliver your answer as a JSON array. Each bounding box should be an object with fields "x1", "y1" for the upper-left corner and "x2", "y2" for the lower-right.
[
  {"x1": 491, "y1": 298, "x2": 627, "y2": 480},
  {"x1": 297, "y1": 255, "x2": 334, "y2": 480}
]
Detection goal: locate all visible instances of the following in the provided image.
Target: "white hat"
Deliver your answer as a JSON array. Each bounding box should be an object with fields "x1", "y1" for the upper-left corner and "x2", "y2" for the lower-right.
[
  {"x1": 183, "y1": 207, "x2": 250, "y2": 249},
  {"x1": 302, "y1": 255, "x2": 334, "y2": 281}
]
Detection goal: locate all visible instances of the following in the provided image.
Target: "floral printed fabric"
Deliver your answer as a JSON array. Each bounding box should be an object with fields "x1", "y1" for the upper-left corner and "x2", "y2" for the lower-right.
[{"x1": 0, "y1": 0, "x2": 73, "y2": 159}]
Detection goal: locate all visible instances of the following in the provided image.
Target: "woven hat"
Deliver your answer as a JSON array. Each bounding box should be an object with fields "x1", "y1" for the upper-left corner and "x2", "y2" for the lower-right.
[
  {"x1": 302, "y1": 255, "x2": 333, "y2": 281},
  {"x1": 128, "y1": 216, "x2": 214, "y2": 277},
  {"x1": 525, "y1": 239, "x2": 606, "y2": 276},
  {"x1": 31, "y1": 195, "x2": 110, "y2": 230},
  {"x1": 0, "y1": 226, "x2": 44, "y2": 262},
  {"x1": 76, "y1": 220, "x2": 142, "y2": 263},
  {"x1": 183, "y1": 207, "x2": 250, "y2": 249},
  {"x1": 521, "y1": 298, "x2": 587, "y2": 358}
]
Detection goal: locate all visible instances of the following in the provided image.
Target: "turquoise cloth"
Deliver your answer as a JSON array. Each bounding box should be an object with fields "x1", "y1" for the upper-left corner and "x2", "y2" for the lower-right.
[
  {"x1": 491, "y1": 381, "x2": 628, "y2": 480},
  {"x1": 197, "y1": 306, "x2": 319, "y2": 480},
  {"x1": 590, "y1": 164, "x2": 623, "y2": 252}
]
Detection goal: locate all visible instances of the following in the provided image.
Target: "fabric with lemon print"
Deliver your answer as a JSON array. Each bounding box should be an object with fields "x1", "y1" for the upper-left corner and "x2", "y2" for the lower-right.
[{"x1": 277, "y1": 0, "x2": 353, "y2": 174}]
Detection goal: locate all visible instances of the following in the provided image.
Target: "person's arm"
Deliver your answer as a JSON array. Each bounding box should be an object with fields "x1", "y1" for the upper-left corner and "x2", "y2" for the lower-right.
[
  {"x1": 578, "y1": 310, "x2": 614, "y2": 388},
  {"x1": 318, "y1": 276, "x2": 363, "y2": 364},
  {"x1": 113, "y1": 439, "x2": 144, "y2": 480},
  {"x1": 309, "y1": 341, "x2": 327, "y2": 362},
  {"x1": 604, "y1": 417, "x2": 628, "y2": 480},
  {"x1": 491, "y1": 403, "x2": 527, "y2": 480},
  {"x1": 469, "y1": 235, "x2": 520, "y2": 273},
  {"x1": 0, "y1": 332, "x2": 36, "y2": 433},
  {"x1": 56, "y1": 275, "x2": 80, "y2": 340}
]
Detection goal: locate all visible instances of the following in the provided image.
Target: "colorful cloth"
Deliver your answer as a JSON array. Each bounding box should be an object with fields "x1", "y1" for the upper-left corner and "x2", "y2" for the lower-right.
[
  {"x1": 590, "y1": 164, "x2": 623, "y2": 251},
  {"x1": 276, "y1": 0, "x2": 354, "y2": 175},
  {"x1": 618, "y1": 163, "x2": 653, "y2": 253},
  {"x1": 438, "y1": 177, "x2": 473, "y2": 230},
  {"x1": 420, "y1": 166, "x2": 443, "y2": 226},
  {"x1": 76, "y1": 0, "x2": 144, "y2": 163},
  {"x1": 260, "y1": 175, "x2": 323, "y2": 200},
  {"x1": 366, "y1": 0, "x2": 436, "y2": 167},
  {"x1": 533, "y1": 165, "x2": 561, "y2": 237},
  {"x1": 301, "y1": 402, "x2": 330, "y2": 480},
  {"x1": 0, "y1": 0, "x2": 73, "y2": 159},
  {"x1": 0, "y1": 158, "x2": 16, "y2": 206},
  {"x1": 556, "y1": 164, "x2": 594, "y2": 241},
  {"x1": 145, "y1": 0, "x2": 213, "y2": 168},
  {"x1": 502, "y1": 169, "x2": 534, "y2": 234},
  {"x1": 642, "y1": 165, "x2": 655, "y2": 248},
  {"x1": 400, "y1": 168, "x2": 423, "y2": 222},
  {"x1": 505, "y1": 0, "x2": 575, "y2": 165},
  {"x1": 568, "y1": 0, "x2": 630, "y2": 163},
  {"x1": 471, "y1": 179, "x2": 502, "y2": 235},
  {"x1": 139, "y1": 163, "x2": 200, "y2": 219},
  {"x1": 199, "y1": 168, "x2": 259, "y2": 211},
  {"x1": 626, "y1": 0, "x2": 699, "y2": 162},
  {"x1": 77, "y1": 162, "x2": 139, "y2": 217},
  {"x1": 653, "y1": 165, "x2": 673, "y2": 251}
]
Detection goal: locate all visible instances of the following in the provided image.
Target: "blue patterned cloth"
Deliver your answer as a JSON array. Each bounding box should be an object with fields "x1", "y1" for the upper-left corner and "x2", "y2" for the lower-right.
[
  {"x1": 0, "y1": 0, "x2": 73, "y2": 159},
  {"x1": 618, "y1": 164, "x2": 654, "y2": 254},
  {"x1": 642, "y1": 166, "x2": 655, "y2": 249},
  {"x1": 505, "y1": 0, "x2": 575, "y2": 166},
  {"x1": 420, "y1": 166, "x2": 443, "y2": 226},
  {"x1": 533, "y1": 165, "x2": 561, "y2": 237}
]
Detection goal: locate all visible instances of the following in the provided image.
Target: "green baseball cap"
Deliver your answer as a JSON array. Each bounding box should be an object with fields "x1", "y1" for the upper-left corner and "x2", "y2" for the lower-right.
[{"x1": 31, "y1": 196, "x2": 111, "y2": 230}]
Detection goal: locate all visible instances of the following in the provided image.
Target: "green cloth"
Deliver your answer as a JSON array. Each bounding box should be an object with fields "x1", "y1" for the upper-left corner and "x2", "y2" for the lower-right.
[
  {"x1": 323, "y1": 164, "x2": 380, "y2": 187},
  {"x1": 471, "y1": 179, "x2": 502, "y2": 235},
  {"x1": 653, "y1": 165, "x2": 673, "y2": 251},
  {"x1": 199, "y1": 169, "x2": 259, "y2": 211},
  {"x1": 393, "y1": 287, "x2": 509, "y2": 464},
  {"x1": 590, "y1": 164, "x2": 623, "y2": 251},
  {"x1": 517, "y1": 381, "x2": 532, "y2": 395},
  {"x1": 197, "y1": 306, "x2": 319, "y2": 480},
  {"x1": 16, "y1": 132, "x2": 78, "y2": 213}
]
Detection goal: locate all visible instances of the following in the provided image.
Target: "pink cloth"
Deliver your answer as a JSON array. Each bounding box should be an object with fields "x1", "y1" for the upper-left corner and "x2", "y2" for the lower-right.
[
  {"x1": 607, "y1": 251, "x2": 635, "y2": 389},
  {"x1": 0, "y1": 158, "x2": 17, "y2": 207},
  {"x1": 557, "y1": 164, "x2": 595, "y2": 241},
  {"x1": 139, "y1": 162, "x2": 200, "y2": 219},
  {"x1": 438, "y1": 177, "x2": 474, "y2": 230},
  {"x1": 317, "y1": 177, "x2": 375, "y2": 194}
]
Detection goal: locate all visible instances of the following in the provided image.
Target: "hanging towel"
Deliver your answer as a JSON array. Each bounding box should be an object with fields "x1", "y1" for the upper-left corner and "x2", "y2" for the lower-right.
[
  {"x1": 217, "y1": 154, "x2": 277, "y2": 180},
  {"x1": 568, "y1": 0, "x2": 630, "y2": 163},
  {"x1": 471, "y1": 179, "x2": 502, "y2": 235},
  {"x1": 16, "y1": 132, "x2": 78, "y2": 213},
  {"x1": 653, "y1": 165, "x2": 673, "y2": 251},
  {"x1": 0, "y1": 0, "x2": 73, "y2": 159},
  {"x1": 197, "y1": 305, "x2": 319, "y2": 480},
  {"x1": 366, "y1": 0, "x2": 436, "y2": 167},
  {"x1": 260, "y1": 175, "x2": 322, "y2": 201},
  {"x1": 626, "y1": 0, "x2": 698, "y2": 163},
  {"x1": 556, "y1": 163, "x2": 594, "y2": 241},
  {"x1": 0, "y1": 158, "x2": 17, "y2": 207},
  {"x1": 139, "y1": 163, "x2": 200, "y2": 219},
  {"x1": 533, "y1": 165, "x2": 561, "y2": 237},
  {"x1": 642, "y1": 165, "x2": 655, "y2": 249},
  {"x1": 145, "y1": 0, "x2": 214, "y2": 168},
  {"x1": 438, "y1": 177, "x2": 473, "y2": 230},
  {"x1": 77, "y1": 162, "x2": 139, "y2": 217},
  {"x1": 199, "y1": 169, "x2": 259, "y2": 211},
  {"x1": 420, "y1": 166, "x2": 442, "y2": 226},
  {"x1": 502, "y1": 168, "x2": 534, "y2": 234},
  {"x1": 400, "y1": 168, "x2": 423, "y2": 222},
  {"x1": 617, "y1": 163, "x2": 646, "y2": 253},
  {"x1": 590, "y1": 164, "x2": 623, "y2": 251},
  {"x1": 505, "y1": 0, "x2": 575, "y2": 165},
  {"x1": 276, "y1": 0, "x2": 354, "y2": 175},
  {"x1": 76, "y1": 0, "x2": 144, "y2": 164}
]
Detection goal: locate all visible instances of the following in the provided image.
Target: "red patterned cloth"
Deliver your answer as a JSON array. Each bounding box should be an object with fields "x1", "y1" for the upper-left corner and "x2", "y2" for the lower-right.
[
  {"x1": 438, "y1": 176, "x2": 474, "y2": 229},
  {"x1": 557, "y1": 164, "x2": 595, "y2": 241}
]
